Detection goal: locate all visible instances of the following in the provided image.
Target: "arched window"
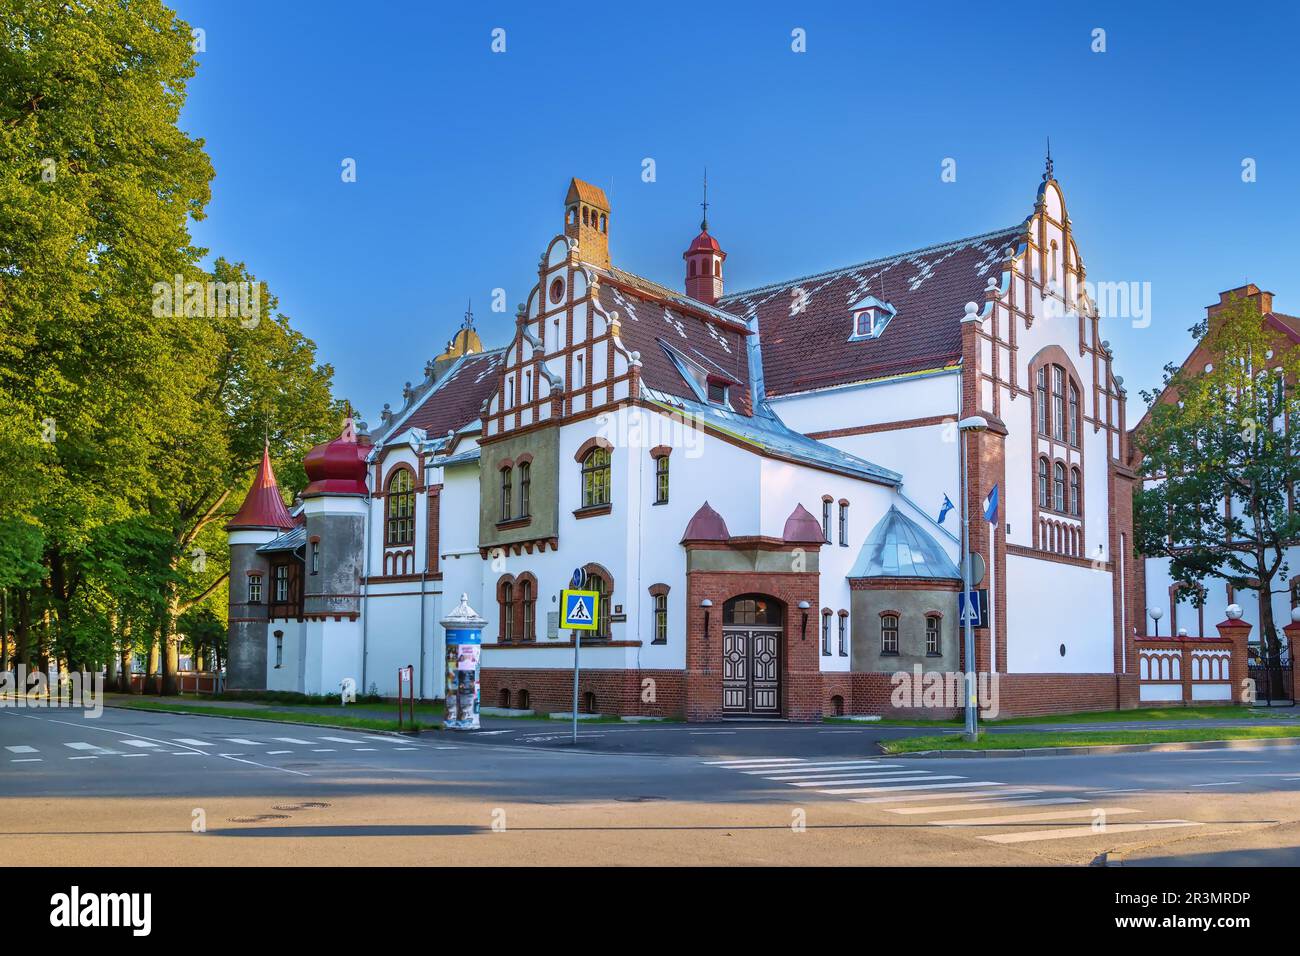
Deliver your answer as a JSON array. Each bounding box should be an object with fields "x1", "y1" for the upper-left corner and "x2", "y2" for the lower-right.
[
  {"x1": 585, "y1": 570, "x2": 611, "y2": 639},
  {"x1": 1036, "y1": 367, "x2": 1048, "y2": 435},
  {"x1": 581, "y1": 446, "x2": 611, "y2": 508},
  {"x1": 1037, "y1": 457, "x2": 1049, "y2": 508},
  {"x1": 837, "y1": 610, "x2": 849, "y2": 656},
  {"x1": 838, "y1": 501, "x2": 849, "y2": 546},
  {"x1": 880, "y1": 614, "x2": 899, "y2": 655},
  {"x1": 599, "y1": 213, "x2": 607, "y2": 233},
  {"x1": 925, "y1": 615, "x2": 941, "y2": 656},
  {"x1": 1053, "y1": 462, "x2": 1065, "y2": 512},
  {"x1": 689, "y1": 260, "x2": 697, "y2": 278},
  {"x1": 518, "y1": 461, "x2": 530, "y2": 517},
  {"x1": 385, "y1": 468, "x2": 415, "y2": 545},
  {"x1": 501, "y1": 580, "x2": 515, "y2": 642},
  {"x1": 650, "y1": 586, "x2": 669, "y2": 644},
  {"x1": 821, "y1": 497, "x2": 832, "y2": 542},
  {"x1": 1052, "y1": 366, "x2": 1065, "y2": 441},
  {"x1": 714, "y1": 260, "x2": 721, "y2": 277},
  {"x1": 821, "y1": 609, "x2": 832, "y2": 656},
  {"x1": 521, "y1": 577, "x2": 535, "y2": 641},
  {"x1": 499, "y1": 465, "x2": 512, "y2": 521},
  {"x1": 1068, "y1": 383, "x2": 1080, "y2": 446},
  {"x1": 1070, "y1": 468, "x2": 1081, "y2": 516},
  {"x1": 654, "y1": 453, "x2": 670, "y2": 504}
]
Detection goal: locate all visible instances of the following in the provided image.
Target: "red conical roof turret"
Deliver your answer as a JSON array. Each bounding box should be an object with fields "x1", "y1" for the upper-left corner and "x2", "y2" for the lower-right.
[{"x1": 226, "y1": 444, "x2": 295, "y2": 531}]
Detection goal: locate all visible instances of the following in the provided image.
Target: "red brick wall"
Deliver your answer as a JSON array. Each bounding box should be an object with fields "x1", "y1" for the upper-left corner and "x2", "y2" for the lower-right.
[{"x1": 481, "y1": 667, "x2": 685, "y2": 718}]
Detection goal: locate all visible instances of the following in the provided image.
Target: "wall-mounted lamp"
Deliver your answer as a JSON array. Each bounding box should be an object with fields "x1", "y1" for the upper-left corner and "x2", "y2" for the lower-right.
[
  {"x1": 700, "y1": 598, "x2": 713, "y2": 641},
  {"x1": 798, "y1": 600, "x2": 811, "y2": 641}
]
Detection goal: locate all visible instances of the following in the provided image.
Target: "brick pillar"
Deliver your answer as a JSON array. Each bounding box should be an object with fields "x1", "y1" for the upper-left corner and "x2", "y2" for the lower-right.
[
  {"x1": 1283, "y1": 621, "x2": 1300, "y2": 702},
  {"x1": 1178, "y1": 641, "x2": 1193, "y2": 706},
  {"x1": 1215, "y1": 618, "x2": 1253, "y2": 704}
]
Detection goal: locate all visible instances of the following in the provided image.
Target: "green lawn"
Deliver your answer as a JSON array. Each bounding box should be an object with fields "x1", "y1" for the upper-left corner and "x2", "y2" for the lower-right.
[
  {"x1": 988, "y1": 705, "x2": 1275, "y2": 725},
  {"x1": 115, "y1": 698, "x2": 441, "y2": 732},
  {"x1": 881, "y1": 725, "x2": 1300, "y2": 754}
]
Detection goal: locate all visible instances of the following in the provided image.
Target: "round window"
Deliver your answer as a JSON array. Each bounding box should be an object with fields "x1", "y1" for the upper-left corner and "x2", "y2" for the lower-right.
[{"x1": 548, "y1": 278, "x2": 564, "y2": 304}]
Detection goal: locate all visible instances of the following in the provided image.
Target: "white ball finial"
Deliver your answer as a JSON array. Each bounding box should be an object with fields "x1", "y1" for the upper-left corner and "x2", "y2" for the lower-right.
[
  {"x1": 962, "y1": 301, "x2": 980, "y2": 321},
  {"x1": 1290, "y1": 607, "x2": 1300, "y2": 624},
  {"x1": 1225, "y1": 604, "x2": 1243, "y2": 621},
  {"x1": 1177, "y1": 628, "x2": 1188, "y2": 637},
  {"x1": 1148, "y1": 607, "x2": 1163, "y2": 621}
]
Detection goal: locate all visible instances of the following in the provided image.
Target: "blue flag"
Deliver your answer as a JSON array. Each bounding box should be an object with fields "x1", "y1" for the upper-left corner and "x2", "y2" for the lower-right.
[
  {"x1": 982, "y1": 484, "x2": 999, "y2": 524},
  {"x1": 937, "y1": 494, "x2": 954, "y2": 525}
]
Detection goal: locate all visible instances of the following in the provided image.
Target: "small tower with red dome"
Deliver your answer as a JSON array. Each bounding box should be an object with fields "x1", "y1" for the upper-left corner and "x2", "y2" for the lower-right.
[{"x1": 683, "y1": 173, "x2": 726, "y2": 305}]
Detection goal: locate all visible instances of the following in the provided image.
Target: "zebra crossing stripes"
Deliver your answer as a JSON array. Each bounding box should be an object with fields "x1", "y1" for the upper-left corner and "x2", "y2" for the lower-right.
[
  {"x1": 4, "y1": 733, "x2": 423, "y2": 763},
  {"x1": 981, "y1": 820, "x2": 1198, "y2": 844}
]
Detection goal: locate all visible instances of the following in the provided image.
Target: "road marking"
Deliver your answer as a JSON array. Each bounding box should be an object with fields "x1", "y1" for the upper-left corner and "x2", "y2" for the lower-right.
[
  {"x1": 690, "y1": 732, "x2": 736, "y2": 736},
  {"x1": 853, "y1": 788, "x2": 1040, "y2": 805},
  {"x1": 266, "y1": 750, "x2": 292, "y2": 755},
  {"x1": 218, "y1": 753, "x2": 246, "y2": 757},
  {"x1": 1190, "y1": 781, "x2": 1241, "y2": 787},
  {"x1": 223, "y1": 738, "x2": 260, "y2": 746},
  {"x1": 789, "y1": 773, "x2": 936, "y2": 787},
  {"x1": 982, "y1": 820, "x2": 1199, "y2": 844},
  {"x1": 888, "y1": 797, "x2": 1086, "y2": 815},
  {"x1": 362, "y1": 735, "x2": 403, "y2": 743},
  {"x1": 10, "y1": 757, "x2": 41, "y2": 762},
  {"x1": 394, "y1": 747, "x2": 419, "y2": 751},
  {"x1": 352, "y1": 747, "x2": 377, "y2": 751},
  {"x1": 174, "y1": 738, "x2": 213, "y2": 746},
  {"x1": 5, "y1": 745, "x2": 37, "y2": 753},
  {"x1": 68, "y1": 755, "x2": 97, "y2": 760},
  {"x1": 753, "y1": 762, "x2": 897, "y2": 776},
  {"x1": 118, "y1": 753, "x2": 147, "y2": 758},
  {"x1": 169, "y1": 751, "x2": 202, "y2": 756},
  {"x1": 1084, "y1": 788, "x2": 1143, "y2": 794},
  {"x1": 764, "y1": 766, "x2": 908, "y2": 780},
  {"x1": 940, "y1": 807, "x2": 1139, "y2": 827},
  {"x1": 704, "y1": 758, "x2": 806, "y2": 767},
  {"x1": 121, "y1": 739, "x2": 159, "y2": 748},
  {"x1": 311, "y1": 748, "x2": 336, "y2": 752},
  {"x1": 64, "y1": 742, "x2": 107, "y2": 751},
  {"x1": 319, "y1": 736, "x2": 364, "y2": 744},
  {"x1": 435, "y1": 746, "x2": 458, "y2": 750},
  {"x1": 822, "y1": 779, "x2": 986, "y2": 795},
  {"x1": 273, "y1": 738, "x2": 312, "y2": 745}
]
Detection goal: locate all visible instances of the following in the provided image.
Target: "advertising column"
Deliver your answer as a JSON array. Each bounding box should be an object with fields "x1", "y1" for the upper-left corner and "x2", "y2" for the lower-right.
[{"x1": 441, "y1": 593, "x2": 487, "y2": 731}]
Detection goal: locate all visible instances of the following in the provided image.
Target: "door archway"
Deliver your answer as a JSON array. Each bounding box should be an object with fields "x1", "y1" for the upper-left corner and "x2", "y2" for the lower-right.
[{"x1": 722, "y1": 594, "x2": 784, "y2": 715}]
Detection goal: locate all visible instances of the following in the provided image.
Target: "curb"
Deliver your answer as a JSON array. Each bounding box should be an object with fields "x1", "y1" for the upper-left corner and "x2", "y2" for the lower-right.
[
  {"x1": 104, "y1": 701, "x2": 428, "y2": 737},
  {"x1": 888, "y1": 736, "x2": 1300, "y2": 758}
]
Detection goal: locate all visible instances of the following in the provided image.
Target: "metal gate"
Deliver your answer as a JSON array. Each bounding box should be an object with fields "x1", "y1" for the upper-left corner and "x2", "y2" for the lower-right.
[{"x1": 722, "y1": 627, "x2": 781, "y2": 714}]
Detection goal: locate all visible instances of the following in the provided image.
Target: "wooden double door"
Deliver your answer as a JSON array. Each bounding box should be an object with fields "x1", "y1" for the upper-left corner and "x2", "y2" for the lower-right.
[{"x1": 721, "y1": 627, "x2": 781, "y2": 715}]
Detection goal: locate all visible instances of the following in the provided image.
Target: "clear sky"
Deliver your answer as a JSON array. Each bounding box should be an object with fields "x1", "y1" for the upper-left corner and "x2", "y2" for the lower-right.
[{"x1": 170, "y1": 0, "x2": 1299, "y2": 423}]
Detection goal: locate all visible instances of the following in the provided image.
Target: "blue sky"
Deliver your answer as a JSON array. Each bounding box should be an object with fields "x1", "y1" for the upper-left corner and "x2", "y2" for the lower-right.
[{"x1": 170, "y1": 0, "x2": 1299, "y2": 422}]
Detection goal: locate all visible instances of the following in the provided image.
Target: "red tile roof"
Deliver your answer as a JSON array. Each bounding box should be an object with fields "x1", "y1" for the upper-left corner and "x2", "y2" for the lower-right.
[
  {"x1": 226, "y1": 444, "x2": 295, "y2": 531},
  {"x1": 717, "y1": 225, "x2": 1024, "y2": 396},
  {"x1": 396, "y1": 350, "x2": 505, "y2": 441}
]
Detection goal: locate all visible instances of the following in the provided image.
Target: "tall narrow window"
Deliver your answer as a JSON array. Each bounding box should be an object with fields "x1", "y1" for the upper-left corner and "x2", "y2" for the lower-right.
[
  {"x1": 880, "y1": 614, "x2": 899, "y2": 655},
  {"x1": 502, "y1": 581, "x2": 514, "y2": 642},
  {"x1": 587, "y1": 572, "x2": 611, "y2": 639},
  {"x1": 1053, "y1": 462, "x2": 1065, "y2": 512},
  {"x1": 275, "y1": 632, "x2": 284, "y2": 668},
  {"x1": 925, "y1": 615, "x2": 940, "y2": 656},
  {"x1": 838, "y1": 502, "x2": 848, "y2": 546},
  {"x1": 575, "y1": 354, "x2": 585, "y2": 387},
  {"x1": 521, "y1": 578, "x2": 534, "y2": 641},
  {"x1": 248, "y1": 575, "x2": 262, "y2": 604},
  {"x1": 274, "y1": 565, "x2": 289, "y2": 603},
  {"x1": 655, "y1": 454, "x2": 669, "y2": 504},
  {"x1": 581, "y1": 446, "x2": 611, "y2": 508},
  {"x1": 385, "y1": 469, "x2": 415, "y2": 545},
  {"x1": 1036, "y1": 367, "x2": 1048, "y2": 435},
  {"x1": 837, "y1": 612, "x2": 848, "y2": 656},
  {"x1": 821, "y1": 609, "x2": 832, "y2": 656},
  {"x1": 822, "y1": 499, "x2": 831, "y2": 543},
  {"x1": 1070, "y1": 468, "x2": 1081, "y2": 516},
  {"x1": 518, "y1": 462, "x2": 530, "y2": 517},
  {"x1": 1068, "y1": 384, "x2": 1080, "y2": 446},
  {"x1": 1052, "y1": 366, "x2": 1065, "y2": 440},
  {"x1": 653, "y1": 592, "x2": 667, "y2": 644},
  {"x1": 499, "y1": 466, "x2": 512, "y2": 521},
  {"x1": 310, "y1": 540, "x2": 320, "y2": 575},
  {"x1": 1038, "y1": 457, "x2": 1049, "y2": 508}
]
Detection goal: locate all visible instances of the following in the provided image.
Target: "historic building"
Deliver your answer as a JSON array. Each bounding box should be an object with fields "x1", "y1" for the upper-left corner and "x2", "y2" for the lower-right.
[{"x1": 226, "y1": 162, "x2": 1147, "y2": 719}]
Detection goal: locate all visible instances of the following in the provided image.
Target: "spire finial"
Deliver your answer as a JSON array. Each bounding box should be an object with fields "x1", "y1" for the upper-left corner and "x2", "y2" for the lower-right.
[
  {"x1": 464, "y1": 298, "x2": 474, "y2": 329},
  {"x1": 1044, "y1": 137, "x2": 1054, "y2": 181},
  {"x1": 700, "y1": 167, "x2": 709, "y2": 232}
]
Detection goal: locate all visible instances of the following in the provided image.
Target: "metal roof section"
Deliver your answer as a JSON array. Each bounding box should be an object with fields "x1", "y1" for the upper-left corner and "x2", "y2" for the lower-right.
[
  {"x1": 642, "y1": 387, "x2": 901, "y2": 486},
  {"x1": 848, "y1": 505, "x2": 961, "y2": 579},
  {"x1": 256, "y1": 525, "x2": 307, "y2": 554}
]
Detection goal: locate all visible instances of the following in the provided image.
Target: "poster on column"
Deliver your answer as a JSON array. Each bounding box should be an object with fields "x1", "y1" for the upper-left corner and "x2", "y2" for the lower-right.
[{"x1": 444, "y1": 635, "x2": 481, "y2": 730}]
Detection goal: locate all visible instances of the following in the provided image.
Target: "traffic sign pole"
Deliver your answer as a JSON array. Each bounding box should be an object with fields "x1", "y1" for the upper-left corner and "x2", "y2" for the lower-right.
[{"x1": 571, "y1": 627, "x2": 581, "y2": 745}]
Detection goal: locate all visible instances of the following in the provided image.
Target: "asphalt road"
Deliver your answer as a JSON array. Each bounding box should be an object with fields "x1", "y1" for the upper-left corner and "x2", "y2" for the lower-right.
[{"x1": 3, "y1": 705, "x2": 1299, "y2": 866}]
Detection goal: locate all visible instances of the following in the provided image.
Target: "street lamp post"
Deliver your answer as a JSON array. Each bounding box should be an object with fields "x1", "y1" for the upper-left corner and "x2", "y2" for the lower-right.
[{"x1": 958, "y1": 414, "x2": 988, "y2": 743}]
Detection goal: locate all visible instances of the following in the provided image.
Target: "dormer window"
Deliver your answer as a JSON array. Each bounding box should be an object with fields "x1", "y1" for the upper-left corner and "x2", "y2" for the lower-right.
[
  {"x1": 707, "y1": 381, "x2": 729, "y2": 405},
  {"x1": 847, "y1": 295, "x2": 897, "y2": 342}
]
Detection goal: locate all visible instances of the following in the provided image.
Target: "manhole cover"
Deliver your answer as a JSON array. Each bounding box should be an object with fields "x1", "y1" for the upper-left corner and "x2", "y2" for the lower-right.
[{"x1": 226, "y1": 813, "x2": 291, "y2": 823}]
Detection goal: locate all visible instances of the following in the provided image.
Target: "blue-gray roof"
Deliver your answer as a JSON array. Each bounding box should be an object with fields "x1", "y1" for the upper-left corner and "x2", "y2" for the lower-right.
[
  {"x1": 642, "y1": 389, "x2": 901, "y2": 486},
  {"x1": 848, "y1": 506, "x2": 960, "y2": 579},
  {"x1": 257, "y1": 525, "x2": 306, "y2": 554}
]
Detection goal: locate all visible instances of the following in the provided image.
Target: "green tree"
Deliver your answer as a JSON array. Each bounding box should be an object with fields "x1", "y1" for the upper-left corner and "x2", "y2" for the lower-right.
[{"x1": 1133, "y1": 294, "x2": 1300, "y2": 694}]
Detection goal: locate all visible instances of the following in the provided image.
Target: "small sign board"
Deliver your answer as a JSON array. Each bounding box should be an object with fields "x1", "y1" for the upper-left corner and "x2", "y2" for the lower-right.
[
  {"x1": 561, "y1": 589, "x2": 600, "y2": 631},
  {"x1": 546, "y1": 611, "x2": 559, "y2": 640},
  {"x1": 958, "y1": 588, "x2": 989, "y2": 629}
]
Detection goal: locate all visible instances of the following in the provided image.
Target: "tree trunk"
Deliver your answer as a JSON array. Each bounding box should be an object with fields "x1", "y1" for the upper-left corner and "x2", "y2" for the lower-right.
[
  {"x1": 1257, "y1": 585, "x2": 1284, "y2": 704},
  {"x1": 160, "y1": 585, "x2": 179, "y2": 696},
  {"x1": 14, "y1": 590, "x2": 31, "y2": 669}
]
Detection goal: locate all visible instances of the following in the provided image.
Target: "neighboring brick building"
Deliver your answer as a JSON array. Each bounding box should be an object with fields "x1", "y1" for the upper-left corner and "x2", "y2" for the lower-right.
[{"x1": 228, "y1": 162, "x2": 1157, "y2": 720}]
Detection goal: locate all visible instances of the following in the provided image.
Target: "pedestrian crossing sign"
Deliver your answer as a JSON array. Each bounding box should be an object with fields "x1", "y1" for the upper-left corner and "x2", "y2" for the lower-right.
[{"x1": 561, "y1": 589, "x2": 599, "y2": 630}]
